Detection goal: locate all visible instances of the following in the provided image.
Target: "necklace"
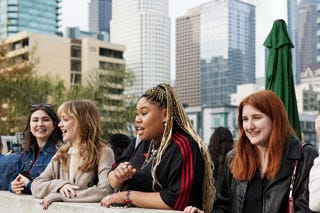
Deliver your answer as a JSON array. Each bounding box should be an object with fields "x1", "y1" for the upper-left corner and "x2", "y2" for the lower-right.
[{"x1": 141, "y1": 140, "x2": 158, "y2": 169}]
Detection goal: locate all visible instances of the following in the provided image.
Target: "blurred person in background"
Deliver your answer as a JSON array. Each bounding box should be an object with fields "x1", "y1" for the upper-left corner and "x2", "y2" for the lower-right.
[
  {"x1": 208, "y1": 127, "x2": 234, "y2": 194},
  {"x1": 108, "y1": 133, "x2": 131, "y2": 161},
  {"x1": 0, "y1": 136, "x2": 20, "y2": 190}
]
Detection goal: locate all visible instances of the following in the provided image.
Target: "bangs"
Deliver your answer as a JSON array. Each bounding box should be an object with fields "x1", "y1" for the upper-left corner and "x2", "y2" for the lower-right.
[{"x1": 57, "y1": 101, "x2": 75, "y2": 119}]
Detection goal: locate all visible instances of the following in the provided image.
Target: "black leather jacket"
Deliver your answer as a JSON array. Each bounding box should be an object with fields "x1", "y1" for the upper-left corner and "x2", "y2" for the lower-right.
[{"x1": 213, "y1": 136, "x2": 318, "y2": 213}]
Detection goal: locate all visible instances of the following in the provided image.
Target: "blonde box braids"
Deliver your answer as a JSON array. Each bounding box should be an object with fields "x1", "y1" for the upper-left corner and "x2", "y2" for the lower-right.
[{"x1": 141, "y1": 83, "x2": 216, "y2": 212}]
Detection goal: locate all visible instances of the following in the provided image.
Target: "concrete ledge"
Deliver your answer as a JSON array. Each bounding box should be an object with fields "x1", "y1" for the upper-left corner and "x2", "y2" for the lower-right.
[{"x1": 0, "y1": 191, "x2": 180, "y2": 213}]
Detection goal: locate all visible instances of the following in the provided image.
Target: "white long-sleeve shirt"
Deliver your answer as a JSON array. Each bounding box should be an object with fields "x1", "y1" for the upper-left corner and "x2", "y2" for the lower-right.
[{"x1": 309, "y1": 155, "x2": 320, "y2": 211}]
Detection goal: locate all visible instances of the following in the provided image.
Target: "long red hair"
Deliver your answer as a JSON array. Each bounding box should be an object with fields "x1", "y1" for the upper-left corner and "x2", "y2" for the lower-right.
[{"x1": 231, "y1": 90, "x2": 296, "y2": 181}]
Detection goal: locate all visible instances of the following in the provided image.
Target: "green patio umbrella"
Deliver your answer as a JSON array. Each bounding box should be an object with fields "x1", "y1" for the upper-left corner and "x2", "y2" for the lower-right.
[{"x1": 263, "y1": 19, "x2": 301, "y2": 139}]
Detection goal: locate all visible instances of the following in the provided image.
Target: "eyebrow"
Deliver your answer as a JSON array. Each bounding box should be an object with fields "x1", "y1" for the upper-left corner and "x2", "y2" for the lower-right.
[
  {"x1": 31, "y1": 116, "x2": 51, "y2": 120},
  {"x1": 137, "y1": 106, "x2": 148, "y2": 110}
]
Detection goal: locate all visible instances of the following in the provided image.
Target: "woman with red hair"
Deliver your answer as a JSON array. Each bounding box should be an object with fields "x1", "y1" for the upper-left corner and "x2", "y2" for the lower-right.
[
  {"x1": 210, "y1": 90, "x2": 318, "y2": 213},
  {"x1": 185, "y1": 90, "x2": 318, "y2": 213}
]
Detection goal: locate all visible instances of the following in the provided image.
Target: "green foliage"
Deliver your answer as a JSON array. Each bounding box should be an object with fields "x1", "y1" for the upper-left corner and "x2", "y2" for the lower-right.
[
  {"x1": 0, "y1": 41, "x2": 65, "y2": 134},
  {"x1": 0, "y1": 40, "x2": 136, "y2": 139},
  {"x1": 0, "y1": 74, "x2": 66, "y2": 134},
  {"x1": 87, "y1": 64, "x2": 137, "y2": 139}
]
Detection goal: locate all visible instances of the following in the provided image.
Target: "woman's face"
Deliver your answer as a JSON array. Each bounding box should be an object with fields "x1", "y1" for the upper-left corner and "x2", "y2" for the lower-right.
[
  {"x1": 30, "y1": 109, "x2": 54, "y2": 143},
  {"x1": 242, "y1": 104, "x2": 272, "y2": 148},
  {"x1": 58, "y1": 112, "x2": 77, "y2": 143},
  {"x1": 135, "y1": 97, "x2": 167, "y2": 143}
]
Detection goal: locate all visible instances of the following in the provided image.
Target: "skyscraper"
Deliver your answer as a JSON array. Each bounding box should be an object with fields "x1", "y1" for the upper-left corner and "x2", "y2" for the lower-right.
[
  {"x1": 0, "y1": 0, "x2": 61, "y2": 39},
  {"x1": 111, "y1": 0, "x2": 171, "y2": 96},
  {"x1": 297, "y1": 0, "x2": 320, "y2": 74},
  {"x1": 176, "y1": 7, "x2": 201, "y2": 107},
  {"x1": 89, "y1": 0, "x2": 112, "y2": 35},
  {"x1": 287, "y1": 0, "x2": 300, "y2": 84},
  {"x1": 176, "y1": 0, "x2": 255, "y2": 107},
  {"x1": 201, "y1": 0, "x2": 255, "y2": 106}
]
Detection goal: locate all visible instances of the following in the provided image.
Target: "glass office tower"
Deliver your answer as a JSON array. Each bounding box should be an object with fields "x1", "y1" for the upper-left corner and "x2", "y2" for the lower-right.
[
  {"x1": 0, "y1": 0, "x2": 61, "y2": 39},
  {"x1": 287, "y1": 0, "x2": 299, "y2": 84},
  {"x1": 297, "y1": 0, "x2": 320, "y2": 75},
  {"x1": 89, "y1": 0, "x2": 112, "y2": 35},
  {"x1": 200, "y1": 0, "x2": 255, "y2": 106}
]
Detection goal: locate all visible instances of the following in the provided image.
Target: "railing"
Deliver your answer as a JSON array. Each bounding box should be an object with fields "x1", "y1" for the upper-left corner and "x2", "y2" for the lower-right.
[{"x1": 0, "y1": 191, "x2": 180, "y2": 213}]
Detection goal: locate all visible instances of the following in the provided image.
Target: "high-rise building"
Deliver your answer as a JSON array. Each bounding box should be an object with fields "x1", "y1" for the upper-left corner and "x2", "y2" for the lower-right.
[
  {"x1": 201, "y1": 0, "x2": 255, "y2": 106},
  {"x1": 0, "y1": 0, "x2": 61, "y2": 39},
  {"x1": 176, "y1": 0, "x2": 255, "y2": 107},
  {"x1": 89, "y1": 0, "x2": 112, "y2": 35},
  {"x1": 111, "y1": 0, "x2": 171, "y2": 96},
  {"x1": 176, "y1": 7, "x2": 201, "y2": 107},
  {"x1": 287, "y1": 0, "x2": 300, "y2": 84},
  {"x1": 297, "y1": 0, "x2": 320, "y2": 74}
]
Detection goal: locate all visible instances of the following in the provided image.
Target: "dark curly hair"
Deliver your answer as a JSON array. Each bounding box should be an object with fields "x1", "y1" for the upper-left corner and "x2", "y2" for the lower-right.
[
  {"x1": 208, "y1": 126, "x2": 234, "y2": 180},
  {"x1": 108, "y1": 133, "x2": 131, "y2": 161}
]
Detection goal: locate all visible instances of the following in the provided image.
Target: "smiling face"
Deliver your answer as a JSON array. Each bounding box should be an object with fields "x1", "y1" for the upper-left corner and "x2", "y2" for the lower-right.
[
  {"x1": 58, "y1": 113, "x2": 77, "y2": 143},
  {"x1": 242, "y1": 104, "x2": 273, "y2": 148},
  {"x1": 135, "y1": 97, "x2": 167, "y2": 143},
  {"x1": 30, "y1": 109, "x2": 54, "y2": 144}
]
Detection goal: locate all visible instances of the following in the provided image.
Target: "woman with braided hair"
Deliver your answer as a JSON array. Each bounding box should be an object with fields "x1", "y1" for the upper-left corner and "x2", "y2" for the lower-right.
[{"x1": 101, "y1": 83, "x2": 215, "y2": 212}]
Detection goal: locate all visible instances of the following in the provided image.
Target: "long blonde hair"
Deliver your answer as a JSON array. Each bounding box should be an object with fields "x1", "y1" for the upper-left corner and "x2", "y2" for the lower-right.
[
  {"x1": 140, "y1": 83, "x2": 215, "y2": 212},
  {"x1": 54, "y1": 99, "x2": 107, "y2": 172}
]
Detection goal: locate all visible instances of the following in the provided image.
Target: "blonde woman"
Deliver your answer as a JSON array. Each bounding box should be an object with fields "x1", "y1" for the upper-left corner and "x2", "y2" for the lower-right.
[
  {"x1": 31, "y1": 100, "x2": 114, "y2": 209},
  {"x1": 101, "y1": 83, "x2": 215, "y2": 212}
]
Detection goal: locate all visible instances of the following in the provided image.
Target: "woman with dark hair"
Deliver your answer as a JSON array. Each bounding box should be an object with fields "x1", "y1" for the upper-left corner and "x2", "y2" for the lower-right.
[
  {"x1": 10, "y1": 104, "x2": 63, "y2": 194},
  {"x1": 31, "y1": 100, "x2": 114, "y2": 210},
  {"x1": 101, "y1": 83, "x2": 215, "y2": 212},
  {"x1": 208, "y1": 127, "x2": 233, "y2": 193},
  {"x1": 108, "y1": 133, "x2": 131, "y2": 161}
]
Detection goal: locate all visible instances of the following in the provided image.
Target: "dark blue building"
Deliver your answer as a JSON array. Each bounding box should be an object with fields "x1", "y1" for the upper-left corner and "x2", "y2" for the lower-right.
[
  {"x1": 89, "y1": 0, "x2": 112, "y2": 36},
  {"x1": 0, "y1": 0, "x2": 61, "y2": 39}
]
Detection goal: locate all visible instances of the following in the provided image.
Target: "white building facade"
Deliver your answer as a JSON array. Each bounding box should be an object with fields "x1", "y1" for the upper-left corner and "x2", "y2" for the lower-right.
[{"x1": 110, "y1": 0, "x2": 171, "y2": 96}]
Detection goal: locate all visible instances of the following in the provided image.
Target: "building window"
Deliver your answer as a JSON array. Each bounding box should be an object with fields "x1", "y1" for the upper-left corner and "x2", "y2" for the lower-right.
[
  {"x1": 71, "y1": 72, "x2": 81, "y2": 84},
  {"x1": 99, "y1": 47, "x2": 123, "y2": 59},
  {"x1": 99, "y1": 61, "x2": 110, "y2": 70},
  {"x1": 71, "y1": 59, "x2": 81, "y2": 71},
  {"x1": 71, "y1": 45, "x2": 81, "y2": 58}
]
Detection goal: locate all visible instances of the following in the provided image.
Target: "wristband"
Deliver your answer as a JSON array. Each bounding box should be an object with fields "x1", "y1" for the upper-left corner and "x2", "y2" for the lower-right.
[{"x1": 124, "y1": 190, "x2": 132, "y2": 206}]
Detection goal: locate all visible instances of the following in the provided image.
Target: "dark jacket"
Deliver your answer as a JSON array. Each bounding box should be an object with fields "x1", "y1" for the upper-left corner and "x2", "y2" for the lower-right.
[
  {"x1": 9, "y1": 140, "x2": 57, "y2": 194},
  {"x1": 213, "y1": 136, "x2": 318, "y2": 213}
]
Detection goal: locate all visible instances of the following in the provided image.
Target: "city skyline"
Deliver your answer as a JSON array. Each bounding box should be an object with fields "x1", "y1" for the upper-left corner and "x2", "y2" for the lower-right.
[{"x1": 61, "y1": 0, "x2": 286, "y2": 80}]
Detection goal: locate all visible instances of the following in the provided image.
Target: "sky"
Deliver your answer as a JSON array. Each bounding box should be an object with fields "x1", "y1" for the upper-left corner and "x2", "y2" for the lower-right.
[{"x1": 61, "y1": 0, "x2": 287, "y2": 79}]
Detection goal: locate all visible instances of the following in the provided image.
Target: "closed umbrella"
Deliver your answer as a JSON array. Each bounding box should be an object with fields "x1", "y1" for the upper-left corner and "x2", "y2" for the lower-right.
[{"x1": 263, "y1": 19, "x2": 301, "y2": 139}]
